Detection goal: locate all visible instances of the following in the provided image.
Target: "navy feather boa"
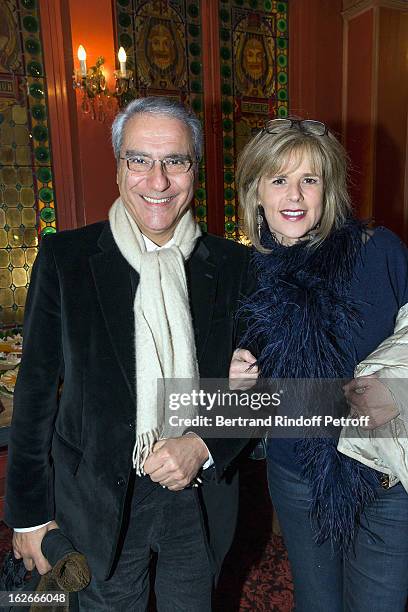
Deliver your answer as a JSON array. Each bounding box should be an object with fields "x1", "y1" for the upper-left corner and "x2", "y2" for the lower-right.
[{"x1": 240, "y1": 219, "x2": 379, "y2": 549}]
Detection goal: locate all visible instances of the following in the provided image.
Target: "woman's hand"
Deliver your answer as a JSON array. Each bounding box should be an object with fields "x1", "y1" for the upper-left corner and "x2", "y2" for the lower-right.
[
  {"x1": 343, "y1": 374, "x2": 400, "y2": 429},
  {"x1": 229, "y1": 348, "x2": 259, "y2": 390}
]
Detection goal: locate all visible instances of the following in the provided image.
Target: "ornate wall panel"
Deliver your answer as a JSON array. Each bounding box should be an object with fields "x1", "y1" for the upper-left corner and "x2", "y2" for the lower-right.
[
  {"x1": 114, "y1": 0, "x2": 207, "y2": 231},
  {"x1": 219, "y1": 0, "x2": 288, "y2": 241},
  {"x1": 0, "y1": 0, "x2": 57, "y2": 326}
]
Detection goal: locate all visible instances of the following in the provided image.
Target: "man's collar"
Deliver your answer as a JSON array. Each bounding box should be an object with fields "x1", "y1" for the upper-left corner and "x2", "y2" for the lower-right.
[
  {"x1": 142, "y1": 234, "x2": 175, "y2": 251},
  {"x1": 123, "y1": 205, "x2": 174, "y2": 251}
]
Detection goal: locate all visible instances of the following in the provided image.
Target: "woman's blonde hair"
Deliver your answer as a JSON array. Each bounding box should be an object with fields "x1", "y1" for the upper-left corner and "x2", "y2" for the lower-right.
[{"x1": 236, "y1": 121, "x2": 352, "y2": 252}]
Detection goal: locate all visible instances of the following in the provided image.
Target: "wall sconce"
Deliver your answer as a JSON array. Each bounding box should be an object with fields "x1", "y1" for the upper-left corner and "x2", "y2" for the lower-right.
[
  {"x1": 113, "y1": 47, "x2": 135, "y2": 108},
  {"x1": 73, "y1": 45, "x2": 113, "y2": 121},
  {"x1": 73, "y1": 45, "x2": 136, "y2": 119}
]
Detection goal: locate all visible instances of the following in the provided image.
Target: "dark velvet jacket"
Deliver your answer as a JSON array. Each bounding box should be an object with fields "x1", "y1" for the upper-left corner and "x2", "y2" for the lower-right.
[{"x1": 5, "y1": 221, "x2": 252, "y2": 580}]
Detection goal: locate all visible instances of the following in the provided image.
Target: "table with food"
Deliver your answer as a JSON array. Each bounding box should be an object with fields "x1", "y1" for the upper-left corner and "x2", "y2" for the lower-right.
[{"x1": 0, "y1": 332, "x2": 22, "y2": 438}]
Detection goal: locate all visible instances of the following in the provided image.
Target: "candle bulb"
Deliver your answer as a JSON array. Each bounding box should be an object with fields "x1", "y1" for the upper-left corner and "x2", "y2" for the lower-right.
[
  {"x1": 77, "y1": 45, "x2": 87, "y2": 77},
  {"x1": 118, "y1": 47, "x2": 127, "y2": 77}
]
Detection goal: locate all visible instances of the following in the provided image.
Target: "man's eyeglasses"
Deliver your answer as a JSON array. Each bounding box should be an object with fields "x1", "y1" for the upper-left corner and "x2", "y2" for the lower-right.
[
  {"x1": 263, "y1": 119, "x2": 328, "y2": 136},
  {"x1": 120, "y1": 155, "x2": 195, "y2": 175}
]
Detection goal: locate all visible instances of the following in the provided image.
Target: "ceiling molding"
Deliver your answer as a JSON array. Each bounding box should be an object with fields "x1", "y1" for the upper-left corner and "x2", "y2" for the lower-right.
[{"x1": 342, "y1": 0, "x2": 408, "y2": 17}]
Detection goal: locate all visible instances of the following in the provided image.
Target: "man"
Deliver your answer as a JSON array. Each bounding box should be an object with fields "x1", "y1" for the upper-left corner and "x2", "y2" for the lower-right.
[{"x1": 5, "y1": 97, "x2": 252, "y2": 610}]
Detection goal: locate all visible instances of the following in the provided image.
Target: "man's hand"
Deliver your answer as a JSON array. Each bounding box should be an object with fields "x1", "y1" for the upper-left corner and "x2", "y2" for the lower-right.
[
  {"x1": 13, "y1": 520, "x2": 58, "y2": 574},
  {"x1": 343, "y1": 374, "x2": 400, "y2": 430},
  {"x1": 229, "y1": 348, "x2": 258, "y2": 390},
  {"x1": 144, "y1": 436, "x2": 209, "y2": 491}
]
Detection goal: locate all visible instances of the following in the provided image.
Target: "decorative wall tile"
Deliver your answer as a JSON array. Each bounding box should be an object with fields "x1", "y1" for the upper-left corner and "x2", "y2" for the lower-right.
[
  {"x1": 0, "y1": 0, "x2": 56, "y2": 326},
  {"x1": 220, "y1": 0, "x2": 288, "y2": 242}
]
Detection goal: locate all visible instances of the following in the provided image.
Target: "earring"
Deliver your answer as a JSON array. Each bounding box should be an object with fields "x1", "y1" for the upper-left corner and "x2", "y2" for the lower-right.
[{"x1": 257, "y1": 204, "x2": 263, "y2": 240}]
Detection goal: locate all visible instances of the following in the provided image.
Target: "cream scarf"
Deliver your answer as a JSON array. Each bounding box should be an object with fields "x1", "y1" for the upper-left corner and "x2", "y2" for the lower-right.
[{"x1": 109, "y1": 197, "x2": 201, "y2": 474}]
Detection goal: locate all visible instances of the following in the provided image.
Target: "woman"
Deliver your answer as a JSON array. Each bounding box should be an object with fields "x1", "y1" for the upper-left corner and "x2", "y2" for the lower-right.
[{"x1": 232, "y1": 118, "x2": 408, "y2": 611}]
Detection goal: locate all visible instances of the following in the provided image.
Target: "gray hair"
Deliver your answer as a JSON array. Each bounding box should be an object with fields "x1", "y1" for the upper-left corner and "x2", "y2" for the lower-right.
[
  {"x1": 236, "y1": 122, "x2": 352, "y2": 252},
  {"x1": 111, "y1": 96, "x2": 203, "y2": 163}
]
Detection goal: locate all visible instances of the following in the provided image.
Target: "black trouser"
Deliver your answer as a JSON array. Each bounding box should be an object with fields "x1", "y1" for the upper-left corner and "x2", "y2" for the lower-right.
[{"x1": 78, "y1": 482, "x2": 213, "y2": 611}]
